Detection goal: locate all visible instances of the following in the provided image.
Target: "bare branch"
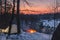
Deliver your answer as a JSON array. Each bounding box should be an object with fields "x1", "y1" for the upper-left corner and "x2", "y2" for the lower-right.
[{"x1": 23, "y1": 0, "x2": 32, "y2": 7}]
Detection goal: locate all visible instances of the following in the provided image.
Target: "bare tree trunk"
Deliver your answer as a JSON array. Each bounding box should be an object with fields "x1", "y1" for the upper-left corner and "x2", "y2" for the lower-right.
[
  {"x1": 51, "y1": 23, "x2": 60, "y2": 40},
  {"x1": 0, "y1": 0, "x2": 2, "y2": 24},
  {"x1": 16, "y1": 0, "x2": 20, "y2": 34},
  {"x1": 8, "y1": 0, "x2": 15, "y2": 35},
  {"x1": 5, "y1": 0, "x2": 6, "y2": 13},
  {"x1": 0, "y1": 0, "x2": 2, "y2": 14}
]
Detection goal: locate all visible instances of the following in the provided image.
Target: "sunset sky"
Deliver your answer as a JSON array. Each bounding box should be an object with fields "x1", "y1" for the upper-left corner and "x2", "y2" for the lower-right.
[
  {"x1": 20, "y1": 0, "x2": 60, "y2": 14},
  {"x1": 1, "y1": 0, "x2": 60, "y2": 14}
]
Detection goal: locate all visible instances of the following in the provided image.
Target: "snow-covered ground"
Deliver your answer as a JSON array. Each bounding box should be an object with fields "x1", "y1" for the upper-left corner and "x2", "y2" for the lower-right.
[
  {"x1": 0, "y1": 32, "x2": 52, "y2": 40},
  {"x1": 42, "y1": 19, "x2": 60, "y2": 27},
  {"x1": 19, "y1": 32, "x2": 52, "y2": 40},
  {"x1": 0, "y1": 19, "x2": 59, "y2": 40}
]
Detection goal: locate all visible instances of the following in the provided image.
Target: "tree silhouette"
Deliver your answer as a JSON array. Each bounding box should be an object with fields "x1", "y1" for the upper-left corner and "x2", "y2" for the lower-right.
[
  {"x1": 0, "y1": 0, "x2": 12, "y2": 30},
  {"x1": 0, "y1": 13, "x2": 11, "y2": 29},
  {"x1": 23, "y1": 0, "x2": 31, "y2": 7},
  {"x1": 51, "y1": 23, "x2": 60, "y2": 40},
  {"x1": 8, "y1": 0, "x2": 15, "y2": 35},
  {"x1": 16, "y1": 0, "x2": 20, "y2": 34},
  {"x1": 0, "y1": 0, "x2": 2, "y2": 14},
  {"x1": 5, "y1": 0, "x2": 7, "y2": 13}
]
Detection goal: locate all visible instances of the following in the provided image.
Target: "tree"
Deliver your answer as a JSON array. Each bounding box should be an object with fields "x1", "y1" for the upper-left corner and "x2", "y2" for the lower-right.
[
  {"x1": 23, "y1": 0, "x2": 31, "y2": 7},
  {"x1": 51, "y1": 23, "x2": 60, "y2": 40},
  {"x1": 16, "y1": 0, "x2": 20, "y2": 34},
  {"x1": 8, "y1": 0, "x2": 15, "y2": 35},
  {"x1": 0, "y1": 0, "x2": 2, "y2": 14},
  {"x1": 5, "y1": 0, "x2": 7, "y2": 13}
]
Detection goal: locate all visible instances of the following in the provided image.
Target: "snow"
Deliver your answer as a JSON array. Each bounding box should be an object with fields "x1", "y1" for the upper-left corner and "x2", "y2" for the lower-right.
[
  {"x1": 43, "y1": 20, "x2": 60, "y2": 27},
  {"x1": 19, "y1": 32, "x2": 52, "y2": 40},
  {"x1": 0, "y1": 32, "x2": 52, "y2": 40},
  {"x1": 0, "y1": 19, "x2": 58, "y2": 40}
]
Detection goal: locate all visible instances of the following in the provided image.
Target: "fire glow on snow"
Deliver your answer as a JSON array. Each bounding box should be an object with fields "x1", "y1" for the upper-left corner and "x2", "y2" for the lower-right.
[{"x1": 27, "y1": 29, "x2": 37, "y2": 33}]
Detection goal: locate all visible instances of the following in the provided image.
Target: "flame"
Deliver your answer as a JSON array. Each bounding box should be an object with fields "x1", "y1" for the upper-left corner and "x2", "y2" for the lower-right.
[{"x1": 27, "y1": 29, "x2": 36, "y2": 33}]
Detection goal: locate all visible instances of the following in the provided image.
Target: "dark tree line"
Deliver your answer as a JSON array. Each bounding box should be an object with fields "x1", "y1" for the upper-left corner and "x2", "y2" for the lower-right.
[
  {"x1": 0, "y1": 0, "x2": 20, "y2": 35},
  {"x1": 0, "y1": 13, "x2": 11, "y2": 29}
]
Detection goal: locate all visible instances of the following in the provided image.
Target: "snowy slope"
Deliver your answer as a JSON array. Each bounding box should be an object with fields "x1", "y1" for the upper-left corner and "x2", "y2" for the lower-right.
[
  {"x1": 0, "y1": 32, "x2": 52, "y2": 40},
  {"x1": 19, "y1": 32, "x2": 52, "y2": 40}
]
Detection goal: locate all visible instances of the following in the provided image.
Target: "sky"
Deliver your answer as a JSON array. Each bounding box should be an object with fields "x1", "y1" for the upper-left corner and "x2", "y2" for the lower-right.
[
  {"x1": 1, "y1": 0, "x2": 60, "y2": 14},
  {"x1": 20, "y1": 0, "x2": 60, "y2": 14}
]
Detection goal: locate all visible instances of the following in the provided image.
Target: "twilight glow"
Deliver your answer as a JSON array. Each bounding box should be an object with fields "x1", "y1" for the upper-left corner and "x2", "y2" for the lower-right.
[
  {"x1": 20, "y1": 0, "x2": 60, "y2": 14},
  {"x1": 1, "y1": 0, "x2": 60, "y2": 14}
]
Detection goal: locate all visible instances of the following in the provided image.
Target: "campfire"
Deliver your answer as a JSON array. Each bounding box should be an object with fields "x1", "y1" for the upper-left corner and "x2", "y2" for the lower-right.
[{"x1": 27, "y1": 29, "x2": 37, "y2": 33}]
